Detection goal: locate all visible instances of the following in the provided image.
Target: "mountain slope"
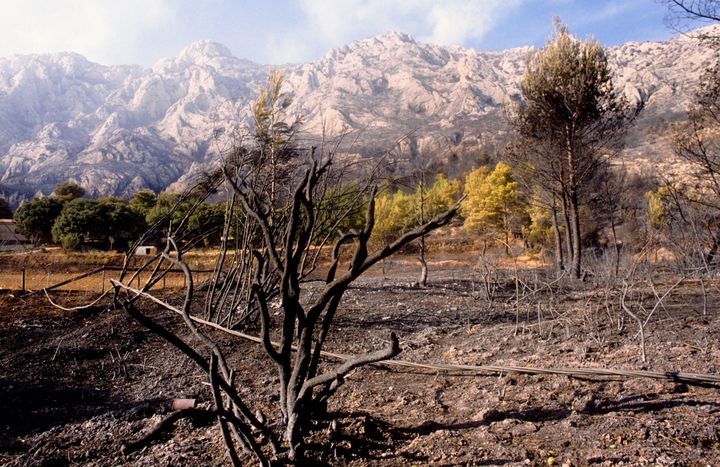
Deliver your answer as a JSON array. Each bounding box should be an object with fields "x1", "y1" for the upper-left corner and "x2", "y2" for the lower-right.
[{"x1": 0, "y1": 29, "x2": 715, "y2": 205}]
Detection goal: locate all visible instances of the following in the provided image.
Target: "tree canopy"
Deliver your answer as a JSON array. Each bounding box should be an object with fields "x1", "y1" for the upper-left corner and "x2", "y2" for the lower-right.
[
  {"x1": 50, "y1": 198, "x2": 147, "y2": 251},
  {"x1": 462, "y1": 162, "x2": 527, "y2": 252},
  {"x1": 129, "y1": 190, "x2": 158, "y2": 217},
  {"x1": 372, "y1": 174, "x2": 462, "y2": 245},
  {"x1": 14, "y1": 197, "x2": 64, "y2": 245},
  {"x1": 53, "y1": 181, "x2": 86, "y2": 201}
]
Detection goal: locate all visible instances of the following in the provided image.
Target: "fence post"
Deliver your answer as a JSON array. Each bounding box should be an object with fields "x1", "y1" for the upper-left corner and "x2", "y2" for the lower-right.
[
  {"x1": 21, "y1": 268, "x2": 25, "y2": 292},
  {"x1": 101, "y1": 269, "x2": 105, "y2": 292}
]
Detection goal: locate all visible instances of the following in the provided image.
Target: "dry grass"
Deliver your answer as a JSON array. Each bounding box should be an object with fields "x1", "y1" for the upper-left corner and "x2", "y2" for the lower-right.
[
  {"x1": 0, "y1": 239, "x2": 547, "y2": 292},
  {"x1": 0, "y1": 269, "x2": 216, "y2": 292}
]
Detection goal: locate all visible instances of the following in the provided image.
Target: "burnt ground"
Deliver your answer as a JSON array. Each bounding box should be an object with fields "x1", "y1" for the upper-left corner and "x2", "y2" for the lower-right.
[{"x1": 1, "y1": 258, "x2": 720, "y2": 466}]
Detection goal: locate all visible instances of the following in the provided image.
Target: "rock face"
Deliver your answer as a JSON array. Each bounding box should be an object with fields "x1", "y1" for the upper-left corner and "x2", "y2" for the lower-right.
[{"x1": 0, "y1": 29, "x2": 716, "y2": 205}]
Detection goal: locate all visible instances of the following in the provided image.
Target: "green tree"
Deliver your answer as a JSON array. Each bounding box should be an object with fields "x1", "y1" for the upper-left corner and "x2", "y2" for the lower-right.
[
  {"x1": 424, "y1": 174, "x2": 463, "y2": 220},
  {"x1": 53, "y1": 181, "x2": 86, "y2": 201},
  {"x1": 462, "y1": 162, "x2": 527, "y2": 254},
  {"x1": 14, "y1": 197, "x2": 64, "y2": 245},
  {"x1": 145, "y1": 193, "x2": 195, "y2": 228},
  {"x1": 101, "y1": 199, "x2": 148, "y2": 250},
  {"x1": 129, "y1": 190, "x2": 158, "y2": 217},
  {"x1": 510, "y1": 22, "x2": 631, "y2": 277},
  {"x1": 371, "y1": 174, "x2": 462, "y2": 285},
  {"x1": 414, "y1": 173, "x2": 463, "y2": 285},
  {"x1": 372, "y1": 190, "x2": 418, "y2": 245},
  {"x1": 50, "y1": 198, "x2": 146, "y2": 251},
  {"x1": 373, "y1": 175, "x2": 462, "y2": 246},
  {"x1": 51, "y1": 199, "x2": 105, "y2": 250},
  {"x1": 187, "y1": 202, "x2": 226, "y2": 247}
]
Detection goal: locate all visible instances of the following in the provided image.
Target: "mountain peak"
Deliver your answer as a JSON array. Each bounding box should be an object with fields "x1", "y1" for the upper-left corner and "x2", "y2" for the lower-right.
[
  {"x1": 375, "y1": 30, "x2": 416, "y2": 44},
  {"x1": 178, "y1": 40, "x2": 234, "y2": 61}
]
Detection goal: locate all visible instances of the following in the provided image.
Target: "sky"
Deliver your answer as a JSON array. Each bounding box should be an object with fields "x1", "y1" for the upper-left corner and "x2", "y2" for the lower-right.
[{"x1": 0, "y1": 0, "x2": 701, "y2": 67}]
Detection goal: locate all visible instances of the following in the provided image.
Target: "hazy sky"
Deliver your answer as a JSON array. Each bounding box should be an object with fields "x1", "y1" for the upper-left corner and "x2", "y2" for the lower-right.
[{"x1": 0, "y1": 0, "x2": 693, "y2": 67}]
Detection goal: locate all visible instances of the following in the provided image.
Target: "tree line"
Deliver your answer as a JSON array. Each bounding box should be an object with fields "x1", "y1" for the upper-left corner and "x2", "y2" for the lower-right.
[{"x1": 9, "y1": 182, "x2": 225, "y2": 251}]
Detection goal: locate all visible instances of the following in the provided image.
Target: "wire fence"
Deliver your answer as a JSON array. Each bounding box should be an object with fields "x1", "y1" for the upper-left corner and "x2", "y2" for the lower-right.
[{"x1": 0, "y1": 266, "x2": 216, "y2": 294}]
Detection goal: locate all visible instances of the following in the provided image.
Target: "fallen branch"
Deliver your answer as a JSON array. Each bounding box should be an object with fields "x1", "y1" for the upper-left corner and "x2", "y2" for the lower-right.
[
  {"x1": 113, "y1": 281, "x2": 720, "y2": 387},
  {"x1": 121, "y1": 408, "x2": 214, "y2": 455}
]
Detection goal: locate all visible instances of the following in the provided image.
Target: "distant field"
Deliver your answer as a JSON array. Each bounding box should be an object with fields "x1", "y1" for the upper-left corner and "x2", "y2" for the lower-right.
[
  {"x1": 0, "y1": 242, "x2": 536, "y2": 292},
  {"x1": 0, "y1": 248, "x2": 219, "y2": 292},
  {"x1": 0, "y1": 268, "x2": 217, "y2": 292}
]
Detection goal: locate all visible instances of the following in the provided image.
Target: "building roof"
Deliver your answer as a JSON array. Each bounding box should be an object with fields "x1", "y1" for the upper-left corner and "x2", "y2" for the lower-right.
[{"x1": 0, "y1": 219, "x2": 30, "y2": 244}]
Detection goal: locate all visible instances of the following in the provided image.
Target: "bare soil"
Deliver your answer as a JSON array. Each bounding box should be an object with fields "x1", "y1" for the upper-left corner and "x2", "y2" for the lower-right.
[{"x1": 1, "y1": 256, "x2": 720, "y2": 466}]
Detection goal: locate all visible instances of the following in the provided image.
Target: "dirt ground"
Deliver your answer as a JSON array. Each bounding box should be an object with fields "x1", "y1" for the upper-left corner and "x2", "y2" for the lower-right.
[{"x1": 1, "y1": 255, "x2": 720, "y2": 466}]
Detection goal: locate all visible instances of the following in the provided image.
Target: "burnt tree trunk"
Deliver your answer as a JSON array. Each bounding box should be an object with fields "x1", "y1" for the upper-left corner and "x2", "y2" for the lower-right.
[
  {"x1": 418, "y1": 234, "x2": 428, "y2": 287},
  {"x1": 566, "y1": 127, "x2": 582, "y2": 280},
  {"x1": 551, "y1": 197, "x2": 565, "y2": 272}
]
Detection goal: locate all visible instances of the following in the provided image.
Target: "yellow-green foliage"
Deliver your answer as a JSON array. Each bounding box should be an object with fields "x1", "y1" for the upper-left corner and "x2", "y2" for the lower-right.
[
  {"x1": 372, "y1": 174, "x2": 462, "y2": 244},
  {"x1": 422, "y1": 174, "x2": 463, "y2": 219},
  {"x1": 372, "y1": 191, "x2": 415, "y2": 244},
  {"x1": 525, "y1": 195, "x2": 553, "y2": 248},
  {"x1": 462, "y1": 162, "x2": 526, "y2": 238},
  {"x1": 645, "y1": 187, "x2": 668, "y2": 231}
]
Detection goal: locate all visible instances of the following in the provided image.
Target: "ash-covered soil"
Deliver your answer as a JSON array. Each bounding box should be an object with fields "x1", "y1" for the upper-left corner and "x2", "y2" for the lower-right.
[{"x1": 1, "y1": 259, "x2": 720, "y2": 466}]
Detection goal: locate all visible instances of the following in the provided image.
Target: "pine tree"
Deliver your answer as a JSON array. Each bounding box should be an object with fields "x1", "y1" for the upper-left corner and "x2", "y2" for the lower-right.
[
  {"x1": 510, "y1": 22, "x2": 632, "y2": 277},
  {"x1": 462, "y1": 162, "x2": 527, "y2": 254}
]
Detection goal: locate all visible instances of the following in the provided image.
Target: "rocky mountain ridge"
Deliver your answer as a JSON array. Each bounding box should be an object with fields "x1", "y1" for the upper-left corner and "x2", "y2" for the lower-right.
[{"x1": 0, "y1": 27, "x2": 716, "y2": 205}]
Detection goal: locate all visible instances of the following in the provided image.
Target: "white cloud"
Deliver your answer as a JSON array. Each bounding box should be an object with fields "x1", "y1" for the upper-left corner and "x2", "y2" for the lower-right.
[
  {"x1": 425, "y1": 1, "x2": 515, "y2": 46},
  {"x1": 265, "y1": 0, "x2": 522, "y2": 63},
  {"x1": 0, "y1": 0, "x2": 175, "y2": 65}
]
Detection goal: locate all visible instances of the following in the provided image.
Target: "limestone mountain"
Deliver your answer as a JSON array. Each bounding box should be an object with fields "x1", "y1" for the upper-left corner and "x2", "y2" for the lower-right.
[{"x1": 0, "y1": 28, "x2": 715, "y2": 206}]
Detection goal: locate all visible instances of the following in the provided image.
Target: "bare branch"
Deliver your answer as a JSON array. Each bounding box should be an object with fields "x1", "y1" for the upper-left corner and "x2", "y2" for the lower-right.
[{"x1": 297, "y1": 332, "x2": 401, "y2": 405}]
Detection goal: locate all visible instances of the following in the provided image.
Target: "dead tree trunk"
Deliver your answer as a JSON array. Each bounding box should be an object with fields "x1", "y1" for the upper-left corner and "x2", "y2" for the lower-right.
[
  {"x1": 551, "y1": 196, "x2": 565, "y2": 272},
  {"x1": 226, "y1": 161, "x2": 460, "y2": 459},
  {"x1": 561, "y1": 191, "x2": 574, "y2": 269},
  {"x1": 418, "y1": 234, "x2": 428, "y2": 287},
  {"x1": 112, "y1": 151, "x2": 461, "y2": 463}
]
